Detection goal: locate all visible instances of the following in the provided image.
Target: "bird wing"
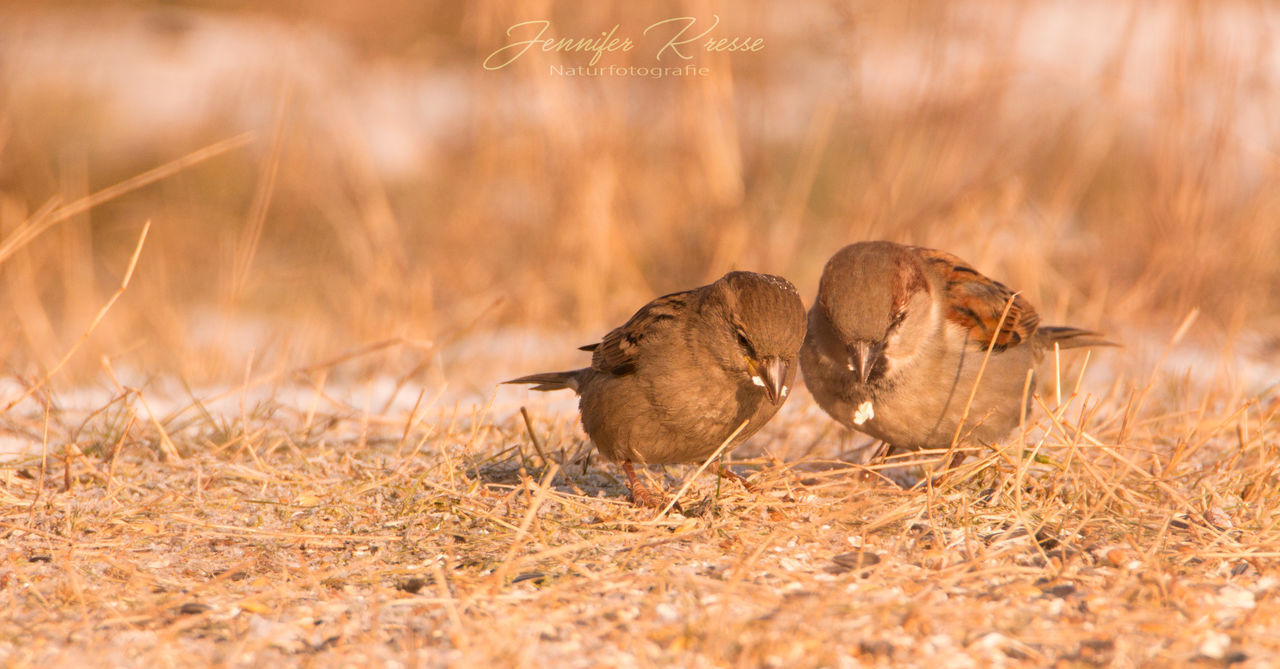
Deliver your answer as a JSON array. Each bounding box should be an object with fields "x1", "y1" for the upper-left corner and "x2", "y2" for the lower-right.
[
  {"x1": 579, "y1": 289, "x2": 692, "y2": 376},
  {"x1": 910, "y1": 247, "x2": 1040, "y2": 352}
]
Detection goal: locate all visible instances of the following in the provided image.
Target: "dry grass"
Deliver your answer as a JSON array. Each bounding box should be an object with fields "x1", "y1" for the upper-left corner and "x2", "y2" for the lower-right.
[
  {"x1": 2, "y1": 363, "x2": 1278, "y2": 666},
  {"x1": 2, "y1": 0, "x2": 1280, "y2": 666}
]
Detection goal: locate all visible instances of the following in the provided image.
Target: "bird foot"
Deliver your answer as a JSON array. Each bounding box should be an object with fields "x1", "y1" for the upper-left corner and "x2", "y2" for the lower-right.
[
  {"x1": 621, "y1": 460, "x2": 674, "y2": 509},
  {"x1": 629, "y1": 484, "x2": 671, "y2": 509},
  {"x1": 716, "y1": 464, "x2": 757, "y2": 493}
]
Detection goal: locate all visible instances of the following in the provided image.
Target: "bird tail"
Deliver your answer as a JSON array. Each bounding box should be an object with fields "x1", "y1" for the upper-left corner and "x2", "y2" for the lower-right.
[
  {"x1": 1039, "y1": 326, "x2": 1118, "y2": 350},
  {"x1": 503, "y1": 369, "x2": 586, "y2": 393}
]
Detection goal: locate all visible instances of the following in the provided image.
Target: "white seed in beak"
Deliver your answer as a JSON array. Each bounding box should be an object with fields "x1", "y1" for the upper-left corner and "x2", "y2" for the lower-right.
[
  {"x1": 781, "y1": 385, "x2": 789, "y2": 398},
  {"x1": 853, "y1": 400, "x2": 874, "y2": 425},
  {"x1": 751, "y1": 375, "x2": 765, "y2": 387}
]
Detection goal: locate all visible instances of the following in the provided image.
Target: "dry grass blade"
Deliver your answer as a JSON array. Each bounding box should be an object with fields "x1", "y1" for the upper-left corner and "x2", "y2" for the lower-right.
[
  {"x1": 487, "y1": 462, "x2": 561, "y2": 592},
  {"x1": 657, "y1": 419, "x2": 749, "y2": 517},
  {"x1": 519, "y1": 406, "x2": 551, "y2": 468},
  {"x1": 0, "y1": 134, "x2": 252, "y2": 267},
  {"x1": 4, "y1": 221, "x2": 151, "y2": 411},
  {"x1": 228, "y1": 90, "x2": 289, "y2": 302},
  {"x1": 940, "y1": 291, "x2": 1020, "y2": 471}
]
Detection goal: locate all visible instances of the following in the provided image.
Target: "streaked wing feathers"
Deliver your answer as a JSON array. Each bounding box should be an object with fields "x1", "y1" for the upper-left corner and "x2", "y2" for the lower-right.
[
  {"x1": 911, "y1": 247, "x2": 1040, "y2": 351},
  {"x1": 586, "y1": 290, "x2": 691, "y2": 375}
]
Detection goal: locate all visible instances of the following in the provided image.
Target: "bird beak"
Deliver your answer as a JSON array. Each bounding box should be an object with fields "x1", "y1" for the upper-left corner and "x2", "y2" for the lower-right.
[
  {"x1": 850, "y1": 341, "x2": 872, "y2": 384},
  {"x1": 757, "y1": 356, "x2": 787, "y2": 405},
  {"x1": 850, "y1": 341, "x2": 887, "y2": 385}
]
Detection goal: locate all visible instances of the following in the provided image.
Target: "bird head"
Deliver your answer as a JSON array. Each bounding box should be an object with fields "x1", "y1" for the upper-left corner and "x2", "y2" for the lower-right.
[
  {"x1": 711, "y1": 271, "x2": 806, "y2": 405},
  {"x1": 815, "y1": 242, "x2": 938, "y2": 385}
]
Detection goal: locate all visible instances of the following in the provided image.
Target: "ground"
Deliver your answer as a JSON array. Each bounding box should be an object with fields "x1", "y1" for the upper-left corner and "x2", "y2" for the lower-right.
[
  {"x1": 2, "y1": 361, "x2": 1277, "y2": 667},
  {"x1": 3, "y1": 1, "x2": 1280, "y2": 666}
]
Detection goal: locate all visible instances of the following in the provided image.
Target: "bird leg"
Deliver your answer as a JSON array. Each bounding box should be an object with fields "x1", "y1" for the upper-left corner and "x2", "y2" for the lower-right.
[
  {"x1": 924, "y1": 449, "x2": 969, "y2": 488},
  {"x1": 872, "y1": 441, "x2": 897, "y2": 463},
  {"x1": 621, "y1": 460, "x2": 668, "y2": 508}
]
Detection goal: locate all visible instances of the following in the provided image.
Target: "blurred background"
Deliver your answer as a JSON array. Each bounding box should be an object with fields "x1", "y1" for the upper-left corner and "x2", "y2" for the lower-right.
[{"x1": 1, "y1": 0, "x2": 1278, "y2": 401}]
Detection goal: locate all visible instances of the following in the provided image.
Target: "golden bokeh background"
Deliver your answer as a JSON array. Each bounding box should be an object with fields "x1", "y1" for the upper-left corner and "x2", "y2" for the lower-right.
[{"x1": 2, "y1": 1, "x2": 1277, "y2": 390}]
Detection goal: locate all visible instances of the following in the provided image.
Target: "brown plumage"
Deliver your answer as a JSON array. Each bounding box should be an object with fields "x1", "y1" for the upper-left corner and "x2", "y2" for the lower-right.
[
  {"x1": 801, "y1": 241, "x2": 1114, "y2": 463},
  {"x1": 507, "y1": 271, "x2": 806, "y2": 506}
]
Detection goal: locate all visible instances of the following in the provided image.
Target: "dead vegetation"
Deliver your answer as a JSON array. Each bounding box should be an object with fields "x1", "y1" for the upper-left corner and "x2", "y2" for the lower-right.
[
  {"x1": 2, "y1": 361, "x2": 1278, "y2": 666},
  {"x1": 2, "y1": 1, "x2": 1280, "y2": 666}
]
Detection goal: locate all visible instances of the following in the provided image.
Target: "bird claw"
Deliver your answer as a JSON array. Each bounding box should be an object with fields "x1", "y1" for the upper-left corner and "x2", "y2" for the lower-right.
[
  {"x1": 622, "y1": 460, "x2": 674, "y2": 509},
  {"x1": 716, "y1": 464, "x2": 757, "y2": 493},
  {"x1": 629, "y1": 484, "x2": 671, "y2": 509}
]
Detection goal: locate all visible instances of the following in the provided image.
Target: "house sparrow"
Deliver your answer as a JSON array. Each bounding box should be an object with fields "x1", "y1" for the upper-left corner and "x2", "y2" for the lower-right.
[
  {"x1": 506, "y1": 271, "x2": 806, "y2": 506},
  {"x1": 800, "y1": 241, "x2": 1112, "y2": 464}
]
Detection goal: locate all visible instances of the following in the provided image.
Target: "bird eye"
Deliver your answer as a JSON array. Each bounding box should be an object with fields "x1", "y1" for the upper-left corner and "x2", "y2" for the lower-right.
[
  {"x1": 888, "y1": 311, "x2": 907, "y2": 331},
  {"x1": 736, "y1": 330, "x2": 751, "y2": 349}
]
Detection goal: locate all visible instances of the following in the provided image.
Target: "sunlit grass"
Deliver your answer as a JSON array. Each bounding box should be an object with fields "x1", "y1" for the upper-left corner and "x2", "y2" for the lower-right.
[{"x1": 0, "y1": 1, "x2": 1278, "y2": 666}]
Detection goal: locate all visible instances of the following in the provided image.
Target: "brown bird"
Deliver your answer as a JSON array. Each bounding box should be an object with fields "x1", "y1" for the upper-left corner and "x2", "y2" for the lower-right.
[
  {"x1": 506, "y1": 271, "x2": 806, "y2": 506},
  {"x1": 800, "y1": 241, "x2": 1112, "y2": 465}
]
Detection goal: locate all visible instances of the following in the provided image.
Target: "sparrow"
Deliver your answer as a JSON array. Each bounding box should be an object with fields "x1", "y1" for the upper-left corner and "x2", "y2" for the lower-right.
[
  {"x1": 800, "y1": 241, "x2": 1112, "y2": 465},
  {"x1": 506, "y1": 271, "x2": 806, "y2": 507}
]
